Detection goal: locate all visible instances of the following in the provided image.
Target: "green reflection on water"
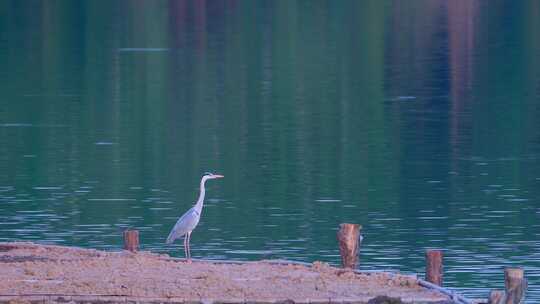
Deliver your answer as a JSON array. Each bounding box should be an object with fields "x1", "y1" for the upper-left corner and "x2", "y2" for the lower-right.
[{"x1": 1, "y1": 1, "x2": 540, "y2": 301}]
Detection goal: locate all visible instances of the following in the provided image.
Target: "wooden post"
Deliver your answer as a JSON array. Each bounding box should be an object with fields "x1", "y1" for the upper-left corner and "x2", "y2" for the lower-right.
[
  {"x1": 337, "y1": 223, "x2": 361, "y2": 269},
  {"x1": 504, "y1": 268, "x2": 525, "y2": 304},
  {"x1": 123, "y1": 230, "x2": 139, "y2": 252},
  {"x1": 425, "y1": 249, "x2": 443, "y2": 286},
  {"x1": 488, "y1": 290, "x2": 505, "y2": 304}
]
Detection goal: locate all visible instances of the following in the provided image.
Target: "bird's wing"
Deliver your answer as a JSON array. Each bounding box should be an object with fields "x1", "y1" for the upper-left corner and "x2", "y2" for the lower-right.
[{"x1": 166, "y1": 207, "x2": 200, "y2": 244}]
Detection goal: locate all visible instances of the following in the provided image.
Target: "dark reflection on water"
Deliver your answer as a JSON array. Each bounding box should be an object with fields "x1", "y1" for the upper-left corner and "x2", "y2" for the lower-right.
[{"x1": 1, "y1": 1, "x2": 540, "y2": 301}]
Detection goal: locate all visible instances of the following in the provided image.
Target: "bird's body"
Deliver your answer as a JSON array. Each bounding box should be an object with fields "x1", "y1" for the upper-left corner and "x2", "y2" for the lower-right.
[
  {"x1": 166, "y1": 172, "x2": 223, "y2": 261},
  {"x1": 166, "y1": 206, "x2": 200, "y2": 244}
]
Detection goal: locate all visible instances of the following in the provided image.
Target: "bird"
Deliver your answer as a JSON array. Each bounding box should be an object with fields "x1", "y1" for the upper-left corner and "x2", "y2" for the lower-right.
[{"x1": 166, "y1": 172, "x2": 224, "y2": 261}]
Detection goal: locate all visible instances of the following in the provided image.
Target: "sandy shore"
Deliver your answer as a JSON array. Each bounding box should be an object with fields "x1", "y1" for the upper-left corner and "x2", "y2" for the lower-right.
[{"x1": 0, "y1": 242, "x2": 451, "y2": 303}]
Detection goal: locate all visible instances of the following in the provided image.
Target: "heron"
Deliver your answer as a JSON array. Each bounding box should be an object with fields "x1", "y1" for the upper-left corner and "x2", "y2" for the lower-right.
[{"x1": 166, "y1": 172, "x2": 224, "y2": 261}]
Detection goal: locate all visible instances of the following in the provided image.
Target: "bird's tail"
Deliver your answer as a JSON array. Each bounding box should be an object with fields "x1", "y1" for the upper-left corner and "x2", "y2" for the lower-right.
[{"x1": 165, "y1": 232, "x2": 175, "y2": 244}]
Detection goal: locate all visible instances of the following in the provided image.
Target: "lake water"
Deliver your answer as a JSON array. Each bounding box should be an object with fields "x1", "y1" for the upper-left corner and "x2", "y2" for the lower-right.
[{"x1": 1, "y1": 1, "x2": 539, "y2": 302}]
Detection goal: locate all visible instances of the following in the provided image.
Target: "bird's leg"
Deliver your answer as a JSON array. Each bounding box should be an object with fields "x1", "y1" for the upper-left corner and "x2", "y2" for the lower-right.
[
  {"x1": 186, "y1": 232, "x2": 192, "y2": 263},
  {"x1": 183, "y1": 234, "x2": 188, "y2": 261}
]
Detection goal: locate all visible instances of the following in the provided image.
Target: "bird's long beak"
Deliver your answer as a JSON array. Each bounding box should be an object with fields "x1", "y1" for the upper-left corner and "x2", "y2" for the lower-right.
[{"x1": 214, "y1": 174, "x2": 224, "y2": 178}]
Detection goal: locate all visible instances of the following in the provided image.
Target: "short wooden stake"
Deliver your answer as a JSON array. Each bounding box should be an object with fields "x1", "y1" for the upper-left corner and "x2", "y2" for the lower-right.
[
  {"x1": 123, "y1": 229, "x2": 139, "y2": 252},
  {"x1": 504, "y1": 268, "x2": 525, "y2": 304},
  {"x1": 337, "y1": 223, "x2": 361, "y2": 269},
  {"x1": 425, "y1": 249, "x2": 443, "y2": 286},
  {"x1": 488, "y1": 290, "x2": 505, "y2": 304}
]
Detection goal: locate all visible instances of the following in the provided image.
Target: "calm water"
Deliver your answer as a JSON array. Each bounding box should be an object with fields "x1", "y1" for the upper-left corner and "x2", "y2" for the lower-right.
[{"x1": 1, "y1": 1, "x2": 540, "y2": 301}]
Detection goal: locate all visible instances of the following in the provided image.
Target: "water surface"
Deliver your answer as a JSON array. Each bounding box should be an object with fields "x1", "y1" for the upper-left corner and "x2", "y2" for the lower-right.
[{"x1": 1, "y1": 1, "x2": 540, "y2": 301}]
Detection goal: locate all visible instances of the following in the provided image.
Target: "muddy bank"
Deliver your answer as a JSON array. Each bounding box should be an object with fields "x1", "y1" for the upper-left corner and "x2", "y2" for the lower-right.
[{"x1": 0, "y1": 242, "x2": 451, "y2": 303}]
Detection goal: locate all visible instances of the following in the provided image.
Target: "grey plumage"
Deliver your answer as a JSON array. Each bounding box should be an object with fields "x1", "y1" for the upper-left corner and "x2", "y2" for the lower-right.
[
  {"x1": 166, "y1": 207, "x2": 200, "y2": 244},
  {"x1": 166, "y1": 172, "x2": 224, "y2": 260}
]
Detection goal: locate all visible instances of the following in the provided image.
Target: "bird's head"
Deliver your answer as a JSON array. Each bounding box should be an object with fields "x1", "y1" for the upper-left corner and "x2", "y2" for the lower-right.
[{"x1": 203, "y1": 172, "x2": 224, "y2": 180}]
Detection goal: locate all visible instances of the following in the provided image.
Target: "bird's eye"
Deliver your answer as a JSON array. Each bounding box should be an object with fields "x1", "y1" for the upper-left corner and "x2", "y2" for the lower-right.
[{"x1": 204, "y1": 172, "x2": 213, "y2": 176}]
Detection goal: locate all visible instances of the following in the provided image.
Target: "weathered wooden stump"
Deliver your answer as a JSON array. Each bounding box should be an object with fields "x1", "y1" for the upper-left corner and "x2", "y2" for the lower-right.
[
  {"x1": 123, "y1": 229, "x2": 139, "y2": 252},
  {"x1": 504, "y1": 268, "x2": 525, "y2": 304},
  {"x1": 337, "y1": 223, "x2": 362, "y2": 269},
  {"x1": 425, "y1": 250, "x2": 443, "y2": 286},
  {"x1": 487, "y1": 268, "x2": 526, "y2": 304}
]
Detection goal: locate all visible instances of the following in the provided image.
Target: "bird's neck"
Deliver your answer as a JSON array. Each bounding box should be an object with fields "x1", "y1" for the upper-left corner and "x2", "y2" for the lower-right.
[{"x1": 194, "y1": 178, "x2": 207, "y2": 212}]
